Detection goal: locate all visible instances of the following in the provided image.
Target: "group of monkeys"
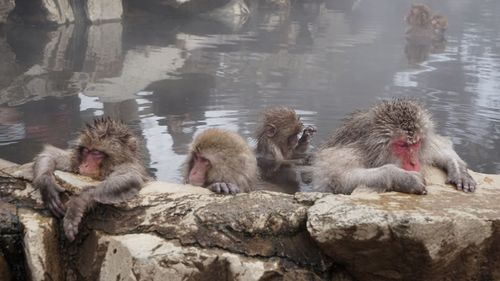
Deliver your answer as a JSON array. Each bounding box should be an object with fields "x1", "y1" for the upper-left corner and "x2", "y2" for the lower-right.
[
  {"x1": 32, "y1": 5, "x2": 476, "y2": 242},
  {"x1": 32, "y1": 99, "x2": 476, "y2": 241}
]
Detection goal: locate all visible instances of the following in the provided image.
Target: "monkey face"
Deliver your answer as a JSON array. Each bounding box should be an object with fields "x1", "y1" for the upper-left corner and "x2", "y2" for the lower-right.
[
  {"x1": 78, "y1": 147, "x2": 107, "y2": 179},
  {"x1": 188, "y1": 152, "x2": 211, "y2": 187},
  {"x1": 391, "y1": 136, "x2": 422, "y2": 172}
]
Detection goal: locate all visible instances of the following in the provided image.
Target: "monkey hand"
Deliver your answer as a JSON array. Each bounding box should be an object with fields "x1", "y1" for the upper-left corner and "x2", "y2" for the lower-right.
[
  {"x1": 300, "y1": 126, "x2": 317, "y2": 142},
  {"x1": 35, "y1": 175, "x2": 66, "y2": 218},
  {"x1": 394, "y1": 171, "x2": 427, "y2": 195},
  {"x1": 63, "y1": 196, "x2": 86, "y2": 242},
  {"x1": 446, "y1": 170, "x2": 476, "y2": 193},
  {"x1": 208, "y1": 182, "x2": 240, "y2": 194}
]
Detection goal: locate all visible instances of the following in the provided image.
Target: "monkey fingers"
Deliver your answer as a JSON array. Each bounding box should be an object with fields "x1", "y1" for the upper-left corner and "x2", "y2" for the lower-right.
[
  {"x1": 63, "y1": 197, "x2": 86, "y2": 241},
  {"x1": 446, "y1": 174, "x2": 476, "y2": 193},
  {"x1": 209, "y1": 182, "x2": 240, "y2": 194},
  {"x1": 41, "y1": 185, "x2": 66, "y2": 217}
]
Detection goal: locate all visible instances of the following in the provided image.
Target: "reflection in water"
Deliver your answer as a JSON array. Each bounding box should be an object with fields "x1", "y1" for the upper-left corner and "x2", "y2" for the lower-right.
[{"x1": 0, "y1": 0, "x2": 499, "y2": 186}]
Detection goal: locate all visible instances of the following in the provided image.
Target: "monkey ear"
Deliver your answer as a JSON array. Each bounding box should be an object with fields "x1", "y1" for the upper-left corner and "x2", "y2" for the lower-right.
[
  {"x1": 265, "y1": 124, "x2": 277, "y2": 138},
  {"x1": 127, "y1": 137, "x2": 138, "y2": 152}
]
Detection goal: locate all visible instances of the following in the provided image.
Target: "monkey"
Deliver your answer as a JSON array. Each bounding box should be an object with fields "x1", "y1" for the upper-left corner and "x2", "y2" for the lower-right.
[
  {"x1": 405, "y1": 4, "x2": 447, "y2": 40},
  {"x1": 404, "y1": 4, "x2": 448, "y2": 64},
  {"x1": 313, "y1": 99, "x2": 476, "y2": 195},
  {"x1": 183, "y1": 128, "x2": 258, "y2": 194},
  {"x1": 254, "y1": 106, "x2": 316, "y2": 190},
  {"x1": 32, "y1": 118, "x2": 150, "y2": 241}
]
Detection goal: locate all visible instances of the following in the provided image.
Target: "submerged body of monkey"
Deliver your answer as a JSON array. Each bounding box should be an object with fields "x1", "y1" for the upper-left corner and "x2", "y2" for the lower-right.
[
  {"x1": 313, "y1": 99, "x2": 476, "y2": 195},
  {"x1": 33, "y1": 118, "x2": 150, "y2": 241},
  {"x1": 404, "y1": 4, "x2": 448, "y2": 64},
  {"x1": 254, "y1": 107, "x2": 316, "y2": 191},
  {"x1": 183, "y1": 128, "x2": 258, "y2": 194}
]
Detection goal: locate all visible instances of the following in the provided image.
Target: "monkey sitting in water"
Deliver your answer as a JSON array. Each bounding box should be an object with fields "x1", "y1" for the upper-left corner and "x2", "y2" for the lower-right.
[
  {"x1": 183, "y1": 128, "x2": 258, "y2": 194},
  {"x1": 405, "y1": 4, "x2": 448, "y2": 40},
  {"x1": 33, "y1": 118, "x2": 150, "y2": 241},
  {"x1": 313, "y1": 99, "x2": 476, "y2": 195},
  {"x1": 254, "y1": 106, "x2": 316, "y2": 190}
]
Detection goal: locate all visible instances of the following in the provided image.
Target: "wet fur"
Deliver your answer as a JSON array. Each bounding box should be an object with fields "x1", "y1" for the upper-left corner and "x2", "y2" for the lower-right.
[
  {"x1": 183, "y1": 128, "x2": 258, "y2": 193},
  {"x1": 33, "y1": 118, "x2": 150, "y2": 241},
  {"x1": 313, "y1": 99, "x2": 475, "y2": 194}
]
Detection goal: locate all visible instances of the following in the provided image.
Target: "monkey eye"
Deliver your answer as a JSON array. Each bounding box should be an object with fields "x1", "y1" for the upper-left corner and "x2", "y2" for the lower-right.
[{"x1": 90, "y1": 150, "x2": 106, "y2": 158}]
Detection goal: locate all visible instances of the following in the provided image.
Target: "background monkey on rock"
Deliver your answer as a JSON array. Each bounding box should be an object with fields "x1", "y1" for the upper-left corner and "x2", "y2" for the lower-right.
[
  {"x1": 33, "y1": 118, "x2": 150, "y2": 241},
  {"x1": 313, "y1": 99, "x2": 476, "y2": 195}
]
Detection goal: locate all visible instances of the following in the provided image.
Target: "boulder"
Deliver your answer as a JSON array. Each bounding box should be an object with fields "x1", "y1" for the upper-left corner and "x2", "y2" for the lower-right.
[
  {"x1": 0, "y1": 0, "x2": 14, "y2": 24},
  {"x1": 307, "y1": 168, "x2": 500, "y2": 281},
  {"x1": 84, "y1": 0, "x2": 123, "y2": 23}
]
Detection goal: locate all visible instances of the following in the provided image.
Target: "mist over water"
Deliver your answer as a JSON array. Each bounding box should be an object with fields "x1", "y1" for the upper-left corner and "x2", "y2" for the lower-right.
[{"x1": 0, "y1": 0, "x2": 499, "y2": 182}]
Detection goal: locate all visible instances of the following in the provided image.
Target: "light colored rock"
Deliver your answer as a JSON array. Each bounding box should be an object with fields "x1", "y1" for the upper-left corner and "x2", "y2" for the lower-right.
[
  {"x1": 19, "y1": 208, "x2": 62, "y2": 281},
  {"x1": 0, "y1": 0, "x2": 14, "y2": 23},
  {"x1": 307, "y1": 167, "x2": 500, "y2": 281},
  {"x1": 79, "y1": 232, "x2": 326, "y2": 281},
  {"x1": 85, "y1": 0, "x2": 123, "y2": 23},
  {"x1": 41, "y1": 0, "x2": 74, "y2": 24}
]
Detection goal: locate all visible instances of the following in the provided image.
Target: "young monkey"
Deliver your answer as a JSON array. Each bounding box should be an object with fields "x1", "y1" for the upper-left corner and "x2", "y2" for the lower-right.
[{"x1": 183, "y1": 128, "x2": 258, "y2": 194}]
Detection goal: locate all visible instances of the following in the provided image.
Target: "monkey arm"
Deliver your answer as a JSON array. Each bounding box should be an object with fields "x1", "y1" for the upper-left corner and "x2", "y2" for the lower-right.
[
  {"x1": 33, "y1": 145, "x2": 73, "y2": 217},
  {"x1": 63, "y1": 163, "x2": 147, "y2": 241},
  {"x1": 427, "y1": 135, "x2": 476, "y2": 192}
]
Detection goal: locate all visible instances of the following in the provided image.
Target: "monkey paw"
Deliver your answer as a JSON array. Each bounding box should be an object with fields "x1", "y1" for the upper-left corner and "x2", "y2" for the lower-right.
[
  {"x1": 63, "y1": 198, "x2": 85, "y2": 242},
  {"x1": 447, "y1": 172, "x2": 476, "y2": 193},
  {"x1": 396, "y1": 171, "x2": 427, "y2": 195},
  {"x1": 208, "y1": 182, "x2": 240, "y2": 194},
  {"x1": 301, "y1": 126, "x2": 317, "y2": 141}
]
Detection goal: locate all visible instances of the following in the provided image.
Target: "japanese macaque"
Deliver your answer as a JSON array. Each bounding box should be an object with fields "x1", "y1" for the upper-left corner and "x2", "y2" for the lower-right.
[
  {"x1": 183, "y1": 128, "x2": 258, "y2": 194},
  {"x1": 254, "y1": 107, "x2": 316, "y2": 188},
  {"x1": 33, "y1": 118, "x2": 149, "y2": 241},
  {"x1": 404, "y1": 4, "x2": 448, "y2": 64},
  {"x1": 313, "y1": 99, "x2": 476, "y2": 195},
  {"x1": 405, "y1": 4, "x2": 448, "y2": 39}
]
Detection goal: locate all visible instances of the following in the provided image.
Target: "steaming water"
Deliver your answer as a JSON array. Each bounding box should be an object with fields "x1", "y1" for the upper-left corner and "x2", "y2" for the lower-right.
[{"x1": 0, "y1": 0, "x2": 499, "y2": 185}]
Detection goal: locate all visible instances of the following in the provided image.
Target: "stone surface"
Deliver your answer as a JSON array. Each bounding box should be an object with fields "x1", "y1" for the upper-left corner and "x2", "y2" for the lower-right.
[
  {"x1": 19, "y1": 208, "x2": 63, "y2": 281},
  {"x1": 2, "y1": 162, "x2": 500, "y2": 280},
  {"x1": 77, "y1": 232, "x2": 327, "y2": 281},
  {"x1": 0, "y1": 0, "x2": 14, "y2": 23},
  {"x1": 0, "y1": 202, "x2": 26, "y2": 280},
  {"x1": 307, "y1": 168, "x2": 500, "y2": 281},
  {"x1": 85, "y1": 0, "x2": 123, "y2": 23},
  {"x1": 41, "y1": 0, "x2": 75, "y2": 24}
]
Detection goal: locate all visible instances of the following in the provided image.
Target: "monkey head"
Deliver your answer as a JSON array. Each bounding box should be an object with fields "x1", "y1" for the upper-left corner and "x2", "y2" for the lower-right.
[
  {"x1": 73, "y1": 118, "x2": 138, "y2": 180},
  {"x1": 431, "y1": 14, "x2": 448, "y2": 34},
  {"x1": 185, "y1": 128, "x2": 257, "y2": 188},
  {"x1": 405, "y1": 4, "x2": 432, "y2": 27},
  {"x1": 256, "y1": 107, "x2": 303, "y2": 155},
  {"x1": 369, "y1": 99, "x2": 434, "y2": 171}
]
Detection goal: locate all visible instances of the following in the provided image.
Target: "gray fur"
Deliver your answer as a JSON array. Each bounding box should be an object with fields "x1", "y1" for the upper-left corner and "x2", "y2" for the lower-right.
[{"x1": 313, "y1": 99, "x2": 476, "y2": 194}]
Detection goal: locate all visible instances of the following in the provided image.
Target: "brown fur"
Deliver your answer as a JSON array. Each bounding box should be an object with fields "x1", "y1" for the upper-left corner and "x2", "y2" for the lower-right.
[
  {"x1": 183, "y1": 128, "x2": 258, "y2": 193},
  {"x1": 314, "y1": 99, "x2": 476, "y2": 195},
  {"x1": 33, "y1": 118, "x2": 149, "y2": 241},
  {"x1": 405, "y1": 4, "x2": 448, "y2": 39}
]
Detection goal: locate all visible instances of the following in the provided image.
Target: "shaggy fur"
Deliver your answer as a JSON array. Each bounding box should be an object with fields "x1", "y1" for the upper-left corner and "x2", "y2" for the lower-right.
[
  {"x1": 183, "y1": 128, "x2": 258, "y2": 192},
  {"x1": 314, "y1": 99, "x2": 476, "y2": 195}
]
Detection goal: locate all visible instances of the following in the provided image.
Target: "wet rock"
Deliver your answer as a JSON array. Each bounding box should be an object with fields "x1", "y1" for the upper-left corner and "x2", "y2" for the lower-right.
[
  {"x1": 307, "y1": 168, "x2": 500, "y2": 281},
  {"x1": 0, "y1": 202, "x2": 26, "y2": 280},
  {"x1": 40, "y1": 0, "x2": 75, "y2": 25},
  {"x1": 77, "y1": 232, "x2": 327, "y2": 281},
  {"x1": 84, "y1": 0, "x2": 123, "y2": 23},
  {"x1": 19, "y1": 208, "x2": 63, "y2": 281},
  {"x1": 0, "y1": 0, "x2": 14, "y2": 24}
]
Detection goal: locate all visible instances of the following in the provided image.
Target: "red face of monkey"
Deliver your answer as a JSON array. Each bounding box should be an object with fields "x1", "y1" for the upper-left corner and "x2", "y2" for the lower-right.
[
  {"x1": 391, "y1": 136, "x2": 422, "y2": 172},
  {"x1": 78, "y1": 147, "x2": 106, "y2": 179},
  {"x1": 188, "y1": 153, "x2": 211, "y2": 186}
]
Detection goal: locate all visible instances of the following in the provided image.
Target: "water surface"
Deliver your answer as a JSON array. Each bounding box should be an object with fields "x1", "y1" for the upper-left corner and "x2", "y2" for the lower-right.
[{"x1": 0, "y1": 0, "x2": 499, "y2": 185}]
